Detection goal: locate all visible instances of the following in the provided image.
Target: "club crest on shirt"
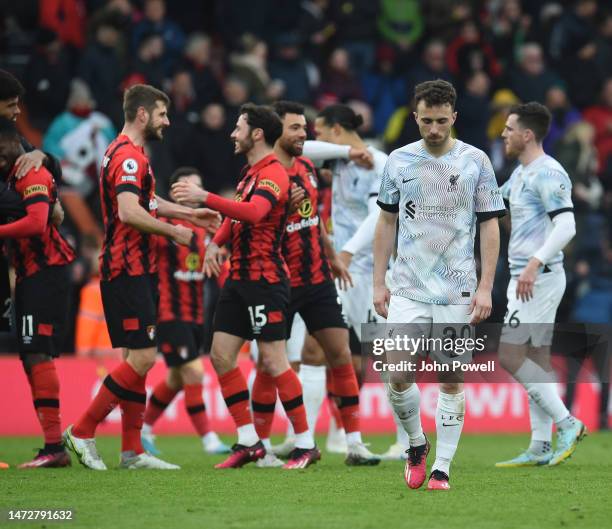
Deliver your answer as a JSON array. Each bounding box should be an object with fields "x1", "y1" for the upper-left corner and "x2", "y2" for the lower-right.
[
  {"x1": 448, "y1": 174, "x2": 460, "y2": 192},
  {"x1": 298, "y1": 198, "x2": 313, "y2": 219},
  {"x1": 146, "y1": 325, "x2": 156, "y2": 341}
]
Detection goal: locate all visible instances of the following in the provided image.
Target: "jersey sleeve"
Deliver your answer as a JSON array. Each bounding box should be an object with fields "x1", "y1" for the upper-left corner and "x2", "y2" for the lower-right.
[
  {"x1": 474, "y1": 151, "x2": 506, "y2": 221},
  {"x1": 369, "y1": 152, "x2": 386, "y2": 199},
  {"x1": 533, "y1": 168, "x2": 573, "y2": 218},
  {"x1": 14, "y1": 168, "x2": 52, "y2": 207},
  {"x1": 112, "y1": 151, "x2": 146, "y2": 195},
  {"x1": 252, "y1": 164, "x2": 289, "y2": 207},
  {"x1": 499, "y1": 175, "x2": 512, "y2": 201},
  {"x1": 377, "y1": 154, "x2": 400, "y2": 213}
]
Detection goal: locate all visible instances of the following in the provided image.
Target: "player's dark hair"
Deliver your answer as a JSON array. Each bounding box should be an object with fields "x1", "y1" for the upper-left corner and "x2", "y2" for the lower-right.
[
  {"x1": 0, "y1": 117, "x2": 20, "y2": 142},
  {"x1": 272, "y1": 100, "x2": 305, "y2": 118},
  {"x1": 413, "y1": 79, "x2": 457, "y2": 110},
  {"x1": 239, "y1": 103, "x2": 282, "y2": 146},
  {"x1": 508, "y1": 102, "x2": 552, "y2": 143},
  {"x1": 123, "y1": 84, "x2": 170, "y2": 122},
  {"x1": 317, "y1": 104, "x2": 363, "y2": 131},
  {"x1": 169, "y1": 166, "x2": 203, "y2": 188},
  {"x1": 0, "y1": 69, "x2": 25, "y2": 101}
]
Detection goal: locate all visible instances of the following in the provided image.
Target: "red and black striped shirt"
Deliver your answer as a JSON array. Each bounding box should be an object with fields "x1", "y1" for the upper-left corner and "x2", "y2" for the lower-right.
[
  {"x1": 157, "y1": 217, "x2": 206, "y2": 324},
  {"x1": 282, "y1": 157, "x2": 331, "y2": 287},
  {"x1": 9, "y1": 167, "x2": 75, "y2": 281},
  {"x1": 229, "y1": 154, "x2": 290, "y2": 283},
  {"x1": 99, "y1": 134, "x2": 158, "y2": 281}
]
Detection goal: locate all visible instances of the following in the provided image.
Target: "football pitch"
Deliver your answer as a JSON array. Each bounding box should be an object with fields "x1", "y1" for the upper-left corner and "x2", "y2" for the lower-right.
[{"x1": 1, "y1": 433, "x2": 610, "y2": 529}]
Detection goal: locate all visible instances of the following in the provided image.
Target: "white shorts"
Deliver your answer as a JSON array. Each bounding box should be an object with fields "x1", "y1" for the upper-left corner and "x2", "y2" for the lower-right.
[
  {"x1": 250, "y1": 313, "x2": 306, "y2": 364},
  {"x1": 386, "y1": 295, "x2": 473, "y2": 363},
  {"x1": 500, "y1": 267, "x2": 566, "y2": 347},
  {"x1": 338, "y1": 271, "x2": 384, "y2": 340}
]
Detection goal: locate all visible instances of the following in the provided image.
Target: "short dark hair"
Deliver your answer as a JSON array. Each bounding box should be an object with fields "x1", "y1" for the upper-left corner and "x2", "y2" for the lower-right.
[
  {"x1": 239, "y1": 103, "x2": 282, "y2": 146},
  {"x1": 169, "y1": 166, "x2": 203, "y2": 188},
  {"x1": 0, "y1": 70, "x2": 25, "y2": 101},
  {"x1": 509, "y1": 102, "x2": 552, "y2": 142},
  {"x1": 272, "y1": 100, "x2": 305, "y2": 118},
  {"x1": 123, "y1": 84, "x2": 170, "y2": 122},
  {"x1": 414, "y1": 79, "x2": 457, "y2": 110},
  {"x1": 317, "y1": 104, "x2": 363, "y2": 131},
  {"x1": 0, "y1": 117, "x2": 20, "y2": 142}
]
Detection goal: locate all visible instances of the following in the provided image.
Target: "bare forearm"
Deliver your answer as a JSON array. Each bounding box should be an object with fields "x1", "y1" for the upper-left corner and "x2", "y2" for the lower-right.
[
  {"x1": 121, "y1": 203, "x2": 176, "y2": 238},
  {"x1": 478, "y1": 219, "x2": 500, "y2": 290},
  {"x1": 156, "y1": 194, "x2": 193, "y2": 221},
  {"x1": 319, "y1": 221, "x2": 337, "y2": 260},
  {"x1": 373, "y1": 213, "x2": 396, "y2": 287}
]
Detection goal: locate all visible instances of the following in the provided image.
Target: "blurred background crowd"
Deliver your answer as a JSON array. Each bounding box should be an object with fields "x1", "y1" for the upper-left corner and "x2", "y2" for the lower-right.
[{"x1": 0, "y1": 0, "x2": 610, "y2": 355}]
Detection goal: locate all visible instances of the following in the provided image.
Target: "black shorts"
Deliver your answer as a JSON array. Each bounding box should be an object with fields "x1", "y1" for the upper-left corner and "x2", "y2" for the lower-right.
[
  {"x1": 158, "y1": 320, "x2": 203, "y2": 367},
  {"x1": 288, "y1": 280, "x2": 347, "y2": 334},
  {"x1": 15, "y1": 265, "x2": 71, "y2": 357},
  {"x1": 101, "y1": 273, "x2": 158, "y2": 349},
  {"x1": 213, "y1": 278, "x2": 289, "y2": 341}
]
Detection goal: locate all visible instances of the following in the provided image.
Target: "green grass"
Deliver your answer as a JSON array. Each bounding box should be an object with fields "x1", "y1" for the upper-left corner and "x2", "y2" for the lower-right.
[{"x1": 1, "y1": 433, "x2": 610, "y2": 529}]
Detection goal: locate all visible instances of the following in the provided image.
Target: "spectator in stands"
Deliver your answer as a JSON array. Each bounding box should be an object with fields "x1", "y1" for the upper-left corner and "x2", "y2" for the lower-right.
[
  {"x1": 316, "y1": 47, "x2": 362, "y2": 107},
  {"x1": 377, "y1": 0, "x2": 423, "y2": 70},
  {"x1": 420, "y1": 0, "x2": 474, "y2": 42},
  {"x1": 583, "y1": 77, "x2": 612, "y2": 179},
  {"x1": 594, "y1": 10, "x2": 612, "y2": 78},
  {"x1": 543, "y1": 86, "x2": 582, "y2": 154},
  {"x1": 329, "y1": 0, "x2": 379, "y2": 74},
  {"x1": 549, "y1": 0, "x2": 598, "y2": 64},
  {"x1": 43, "y1": 79, "x2": 115, "y2": 200},
  {"x1": 446, "y1": 20, "x2": 501, "y2": 84},
  {"x1": 489, "y1": 0, "x2": 534, "y2": 71},
  {"x1": 361, "y1": 45, "x2": 407, "y2": 135},
  {"x1": 229, "y1": 34, "x2": 283, "y2": 104},
  {"x1": 132, "y1": 0, "x2": 185, "y2": 74},
  {"x1": 77, "y1": 10, "x2": 124, "y2": 127},
  {"x1": 507, "y1": 42, "x2": 562, "y2": 104},
  {"x1": 269, "y1": 33, "x2": 317, "y2": 104},
  {"x1": 455, "y1": 71, "x2": 491, "y2": 153},
  {"x1": 297, "y1": 0, "x2": 335, "y2": 65},
  {"x1": 39, "y1": 0, "x2": 86, "y2": 50},
  {"x1": 22, "y1": 28, "x2": 72, "y2": 132},
  {"x1": 130, "y1": 31, "x2": 166, "y2": 90},
  {"x1": 221, "y1": 76, "x2": 250, "y2": 127},
  {"x1": 405, "y1": 39, "x2": 453, "y2": 100},
  {"x1": 182, "y1": 33, "x2": 222, "y2": 107},
  {"x1": 193, "y1": 103, "x2": 243, "y2": 194}
]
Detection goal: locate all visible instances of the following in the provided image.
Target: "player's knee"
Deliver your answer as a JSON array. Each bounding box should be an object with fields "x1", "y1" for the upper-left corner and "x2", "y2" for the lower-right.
[
  {"x1": 210, "y1": 348, "x2": 232, "y2": 374},
  {"x1": 167, "y1": 368, "x2": 183, "y2": 390},
  {"x1": 20, "y1": 353, "x2": 52, "y2": 373},
  {"x1": 389, "y1": 381, "x2": 412, "y2": 393},
  {"x1": 438, "y1": 381, "x2": 462, "y2": 394},
  {"x1": 498, "y1": 345, "x2": 521, "y2": 373},
  {"x1": 180, "y1": 363, "x2": 202, "y2": 385}
]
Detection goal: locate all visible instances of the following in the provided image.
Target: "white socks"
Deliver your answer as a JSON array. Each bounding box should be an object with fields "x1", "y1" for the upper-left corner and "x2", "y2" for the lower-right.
[
  {"x1": 294, "y1": 430, "x2": 315, "y2": 450},
  {"x1": 387, "y1": 384, "x2": 426, "y2": 447},
  {"x1": 392, "y1": 409, "x2": 411, "y2": 448},
  {"x1": 433, "y1": 391, "x2": 465, "y2": 476},
  {"x1": 514, "y1": 358, "x2": 570, "y2": 424},
  {"x1": 237, "y1": 424, "x2": 259, "y2": 447},
  {"x1": 298, "y1": 364, "x2": 326, "y2": 438},
  {"x1": 528, "y1": 395, "x2": 553, "y2": 455}
]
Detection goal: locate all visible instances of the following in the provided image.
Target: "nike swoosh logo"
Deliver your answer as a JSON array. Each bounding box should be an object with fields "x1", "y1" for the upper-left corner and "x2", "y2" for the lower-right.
[{"x1": 402, "y1": 178, "x2": 417, "y2": 183}]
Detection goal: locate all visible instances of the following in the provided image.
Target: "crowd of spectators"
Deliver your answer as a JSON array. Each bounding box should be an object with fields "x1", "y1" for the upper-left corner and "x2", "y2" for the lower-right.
[{"x1": 1, "y1": 0, "x2": 610, "y2": 343}]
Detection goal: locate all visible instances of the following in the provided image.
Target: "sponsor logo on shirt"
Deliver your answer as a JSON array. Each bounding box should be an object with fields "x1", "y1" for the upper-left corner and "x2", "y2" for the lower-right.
[
  {"x1": 286, "y1": 215, "x2": 319, "y2": 233},
  {"x1": 259, "y1": 179, "x2": 281, "y2": 197},
  {"x1": 23, "y1": 184, "x2": 48, "y2": 197}
]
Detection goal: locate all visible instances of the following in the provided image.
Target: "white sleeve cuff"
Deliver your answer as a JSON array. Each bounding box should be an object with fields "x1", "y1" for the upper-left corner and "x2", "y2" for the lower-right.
[{"x1": 302, "y1": 141, "x2": 350, "y2": 161}]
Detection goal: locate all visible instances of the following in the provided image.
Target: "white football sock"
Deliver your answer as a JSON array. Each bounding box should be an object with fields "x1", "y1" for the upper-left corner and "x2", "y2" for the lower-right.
[
  {"x1": 387, "y1": 384, "x2": 426, "y2": 447},
  {"x1": 528, "y1": 394, "x2": 553, "y2": 443},
  {"x1": 514, "y1": 359, "x2": 569, "y2": 423},
  {"x1": 294, "y1": 430, "x2": 315, "y2": 450},
  {"x1": 142, "y1": 423, "x2": 153, "y2": 435},
  {"x1": 261, "y1": 438, "x2": 272, "y2": 451},
  {"x1": 299, "y1": 364, "x2": 326, "y2": 438},
  {"x1": 237, "y1": 424, "x2": 259, "y2": 447},
  {"x1": 392, "y1": 409, "x2": 411, "y2": 448},
  {"x1": 432, "y1": 391, "x2": 465, "y2": 476}
]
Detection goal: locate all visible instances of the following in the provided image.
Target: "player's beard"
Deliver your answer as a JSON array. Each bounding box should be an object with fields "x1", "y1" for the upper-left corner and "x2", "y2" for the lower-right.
[
  {"x1": 280, "y1": 137, "x2": 303, "y2": 157},
  {"x1": 504, "y1": 139, "x2": 523, "y2": 158},
  {"x1": 144, "y1": 120, "x2": 164, "y2": 141},
  {"x1": 234, "y1": 136, "x2": 254, "y2": 155}
]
